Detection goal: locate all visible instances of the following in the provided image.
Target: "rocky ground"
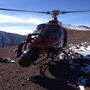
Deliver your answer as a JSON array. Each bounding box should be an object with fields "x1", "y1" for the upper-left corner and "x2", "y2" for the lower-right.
[
  {"x1": 0, "y1": 30, "x2": 90, "y2": 90},
  {"x1": 0, "y1": 46, "x2": 90, "y2": 90},
  {"x1": 67, "y1": 29, "x2": 90, "y2": 44}
]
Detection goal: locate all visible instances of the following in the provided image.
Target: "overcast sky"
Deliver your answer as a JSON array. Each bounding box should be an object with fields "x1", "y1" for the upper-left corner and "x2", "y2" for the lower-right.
[{"x1": 0, "y1": 0, "x2": 90, "y2": 35}]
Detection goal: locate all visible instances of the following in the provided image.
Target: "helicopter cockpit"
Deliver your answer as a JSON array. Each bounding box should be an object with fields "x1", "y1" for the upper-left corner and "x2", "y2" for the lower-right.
[{"x1": 36, "y1": 23, "x2": 63, "y2": 41}]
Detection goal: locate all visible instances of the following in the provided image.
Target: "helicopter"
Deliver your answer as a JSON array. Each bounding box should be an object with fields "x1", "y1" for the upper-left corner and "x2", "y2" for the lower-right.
[{"x1": 0, "y1": 8, "x2": 90, "y2": 68}]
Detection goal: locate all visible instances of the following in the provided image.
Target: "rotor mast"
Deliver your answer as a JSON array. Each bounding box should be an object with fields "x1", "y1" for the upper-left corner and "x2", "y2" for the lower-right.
[{"x1": 49, "y1": 10, "x2": 60, "y2": 21}]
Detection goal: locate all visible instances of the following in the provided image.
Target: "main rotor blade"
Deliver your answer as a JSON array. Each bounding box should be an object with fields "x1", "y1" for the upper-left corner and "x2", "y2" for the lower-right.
[
  {"x1": 62, "y1": 10, "x2": 90, "y2": 14},
  {"x1": 0, "y1": 8, "x2": 49, "y2": 14},
  {"x1": 0, "y1": 8, "x2": 90, "y2": 15}
]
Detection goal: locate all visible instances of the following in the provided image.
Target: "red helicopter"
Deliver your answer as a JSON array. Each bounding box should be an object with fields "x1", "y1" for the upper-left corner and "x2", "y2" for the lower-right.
[
  {"x1": 18, "y1": 10, "x2": 68, "y2": 67},
  {"x1": 0, "y1": 8, "x2": 90, "y2": 67}
]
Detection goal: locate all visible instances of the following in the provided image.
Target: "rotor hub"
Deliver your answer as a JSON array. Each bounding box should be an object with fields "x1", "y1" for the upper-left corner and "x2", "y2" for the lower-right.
[
  {"x1": 49, "y1": 10, "x2": 61, "y2": 21},
  {"x1": 49, "y1": 10, "x2": 60, "y2": 16}
]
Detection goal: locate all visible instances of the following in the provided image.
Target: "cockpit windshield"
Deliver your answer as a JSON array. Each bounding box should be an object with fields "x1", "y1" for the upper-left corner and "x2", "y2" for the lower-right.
[{"x1": 39, "y1": 24, "x2": 62, "y2": 41}]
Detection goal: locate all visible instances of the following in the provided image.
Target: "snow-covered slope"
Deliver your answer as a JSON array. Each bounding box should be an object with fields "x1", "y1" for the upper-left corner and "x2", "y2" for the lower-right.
[
  {"x1": 69, "y1": 43, "x2": 90, "y2": 60},
  {"x1": 63, "y1": 24, "x2": 90, "y2": 31},
  {"x1": 0, "y1": 31, "x2": 26, "y2": 48}
]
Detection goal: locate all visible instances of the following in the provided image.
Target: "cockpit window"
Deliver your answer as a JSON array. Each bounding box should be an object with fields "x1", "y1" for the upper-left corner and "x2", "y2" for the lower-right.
[
  {"x1": 40, "y1": 24, "x2": 61, "y2": 40},
  {"x1": 36, "y1": 24, "x2": 46, "y2": 34}
]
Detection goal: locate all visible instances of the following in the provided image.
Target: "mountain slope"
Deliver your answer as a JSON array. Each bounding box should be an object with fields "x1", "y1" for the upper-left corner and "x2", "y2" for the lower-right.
[
  {"x1": 0, "y1": 31, "x2": 26, "y2": 48},
  {"x1": 66, "y1": 29, "x2": 90, "y2": 44}
]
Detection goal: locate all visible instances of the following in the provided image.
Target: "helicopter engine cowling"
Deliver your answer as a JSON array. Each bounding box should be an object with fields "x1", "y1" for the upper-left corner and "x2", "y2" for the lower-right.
[{"x1": 18, "y1": 48, "x2": 39, "y2": 67}]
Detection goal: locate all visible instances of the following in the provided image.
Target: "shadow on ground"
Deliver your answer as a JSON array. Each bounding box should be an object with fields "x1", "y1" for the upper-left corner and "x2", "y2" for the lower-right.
[{"x1": 31, "y1": 75, "x2": 79, "y2": 90}]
